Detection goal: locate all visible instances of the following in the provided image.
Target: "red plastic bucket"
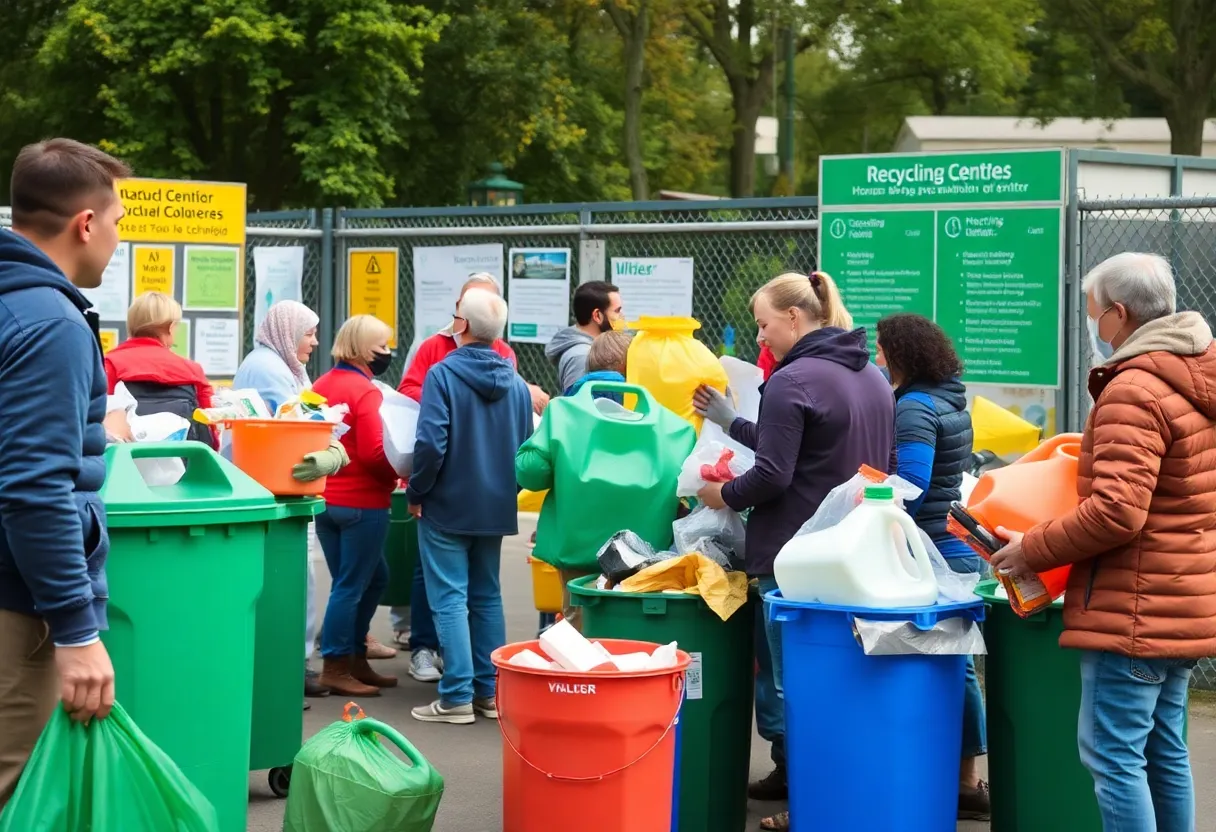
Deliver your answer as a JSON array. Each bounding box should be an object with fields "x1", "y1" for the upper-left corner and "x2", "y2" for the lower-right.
[{"x1": 492, "y1": 639, "x2": 689, "y2": 832}]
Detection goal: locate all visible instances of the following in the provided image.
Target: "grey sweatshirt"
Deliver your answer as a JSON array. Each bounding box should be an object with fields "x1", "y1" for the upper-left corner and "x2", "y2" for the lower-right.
[{"x1": 545, "y1": 327, "x2": 595, "y2": 392}]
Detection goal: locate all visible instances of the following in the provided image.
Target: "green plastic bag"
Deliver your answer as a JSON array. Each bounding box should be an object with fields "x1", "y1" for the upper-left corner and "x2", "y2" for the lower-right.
[
  {"x1": 284, "y1": 703, "x2": 444, "y2": 832},
  {"x1": 517, "y1": 381, "x2": 697, "y2": 572},
  {"x1": 0, "y1": 702, "x2": 218, "y2": 832}
]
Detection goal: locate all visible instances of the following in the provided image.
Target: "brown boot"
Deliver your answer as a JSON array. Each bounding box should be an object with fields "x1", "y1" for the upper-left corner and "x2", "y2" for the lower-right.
[
  {"x1": 320, "y1": 656, "x2": 379, "y2": 697},
  {"x1": 352, "y1": 653, "x2": 398, "y2": 688}
]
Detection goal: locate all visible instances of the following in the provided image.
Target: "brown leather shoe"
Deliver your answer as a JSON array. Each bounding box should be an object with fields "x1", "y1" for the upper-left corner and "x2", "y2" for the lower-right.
[
  {"x1": 320, "y1": 656, "x2": 379, "y2": 697},
  {"x1": 352, "y1": 653, "x2": 398, "y2": 688}
]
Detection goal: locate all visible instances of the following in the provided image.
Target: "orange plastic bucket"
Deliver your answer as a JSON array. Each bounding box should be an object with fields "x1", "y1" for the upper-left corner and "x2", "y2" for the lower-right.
[
  {"x1": 492, "y1": 639, "x2": 690, "y2": 832},
  {"x1": 228, "y1": 419, "x2": 335, "y2": 496}
]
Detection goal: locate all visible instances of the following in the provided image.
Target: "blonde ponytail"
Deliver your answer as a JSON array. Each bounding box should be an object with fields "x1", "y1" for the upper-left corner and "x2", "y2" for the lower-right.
[{"x1": 751, "y1": 270, "x2": 854, "y2": 330}]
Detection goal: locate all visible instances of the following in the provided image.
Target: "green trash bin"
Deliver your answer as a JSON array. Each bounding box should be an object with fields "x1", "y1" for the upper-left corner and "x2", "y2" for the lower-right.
[
  {"x1": 380, "y1": 489, "x2": 418, "y2": 607},
  {"x1": 101, "y1": 442, "x2": 280, "y2": 832},
  {"x1": 979, "y1": 580, "x2": 1101, "y2": 832},
  {"x1": 251, "y1": 496, "x2": 323, "y2": 796},
  {"x1": 568, "y1": 576, "x2": 754, "y2": 832}
]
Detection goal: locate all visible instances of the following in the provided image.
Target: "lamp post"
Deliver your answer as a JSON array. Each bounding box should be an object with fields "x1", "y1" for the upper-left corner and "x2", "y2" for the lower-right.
[{"x1": 468, "y1": 162, "x2": 525, "y2": 207}]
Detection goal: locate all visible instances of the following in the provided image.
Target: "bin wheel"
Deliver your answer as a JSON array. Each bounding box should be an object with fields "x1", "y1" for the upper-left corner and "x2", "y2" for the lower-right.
[{"x1": 268, "y1": 766, "x2": 292, "y2": 798}]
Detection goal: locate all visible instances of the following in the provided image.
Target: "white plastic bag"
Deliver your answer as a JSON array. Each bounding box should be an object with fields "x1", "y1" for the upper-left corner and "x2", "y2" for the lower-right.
[
  {"x1": 373, "y1": 381, "x2": 420, "y2": 478},
  {"x1": 107, "y1": 381, "x2": 138, "y2": 415},
  {"x1": 128, "y1": 411, "x2": 191, "y2": 486},
  {"x1": 672, "y1": 505, "x2": 746, "y2": 567},
  {"x1": 853, "y1": 616, "x2": 986, "y2": 656},
  {"x1": 719, "y1": 356, "x2": 763, "y2": 422},
  {"x1": 676, "y1": 439, "x2": 755, "y2": 498}
]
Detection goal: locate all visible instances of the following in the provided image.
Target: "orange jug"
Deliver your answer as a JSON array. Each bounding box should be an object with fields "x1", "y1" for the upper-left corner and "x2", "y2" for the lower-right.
[{"x1": 967, "y1": 433, "x2": 1082, "y2": 616}]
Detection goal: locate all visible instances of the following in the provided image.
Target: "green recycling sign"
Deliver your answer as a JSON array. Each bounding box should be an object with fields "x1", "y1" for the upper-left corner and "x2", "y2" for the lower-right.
[{"x1": 819, "y1": 149, "x2": 1064, "y2": 388}]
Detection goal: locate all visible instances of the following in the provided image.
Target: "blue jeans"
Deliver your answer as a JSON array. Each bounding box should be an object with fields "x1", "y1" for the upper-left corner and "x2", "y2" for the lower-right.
[
  {"x1": 388, "y1": 563, "x2": 439, "y2": 652},
  {"x1": 417, "y1": 520, "x2": 506, "y2": 705},
  {"x1": 948, "y1": 555, "x2": 988, "y2": 758},
  {"x1": 1078, "y1": 650, "x2": 1195, "y2": 832},
  {"x1": 316, "y1": 506, "x2": 390, "y2": 658},
  {"x1": 755, "y1": 575, "x2": 785, "y2": 768}
]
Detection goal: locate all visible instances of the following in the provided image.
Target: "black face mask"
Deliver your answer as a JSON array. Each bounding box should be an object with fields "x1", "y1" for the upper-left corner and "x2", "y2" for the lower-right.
[{"x1": 368, "y1": 350, "x2": 393, "y2": 377}]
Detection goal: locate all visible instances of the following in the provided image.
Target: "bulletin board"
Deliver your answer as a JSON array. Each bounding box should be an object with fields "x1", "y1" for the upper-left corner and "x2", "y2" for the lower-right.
[{"x1": 83, "y1": 177, "x2": 248, "y2": 380}]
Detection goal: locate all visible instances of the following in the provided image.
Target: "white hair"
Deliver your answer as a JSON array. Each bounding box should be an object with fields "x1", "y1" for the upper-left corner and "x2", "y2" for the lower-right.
[
  {"x1": 1081, "y1": 252, "x2": 1176, "y2": 323},
  {"x1": 463, "y1": 272, "x2": 501, "y2": 294},
  {"x1": 459, "y1": 287, "x2": 508, "y2": 343}
]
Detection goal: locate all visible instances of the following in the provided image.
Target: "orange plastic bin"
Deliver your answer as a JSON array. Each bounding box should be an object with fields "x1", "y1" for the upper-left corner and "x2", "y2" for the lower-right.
[
  {"x1": 228, "y1": 419, "x2": 334, "y2": 496},
  {"x1": 492, "y1": 639, "x2": 689, "y2": 832}
]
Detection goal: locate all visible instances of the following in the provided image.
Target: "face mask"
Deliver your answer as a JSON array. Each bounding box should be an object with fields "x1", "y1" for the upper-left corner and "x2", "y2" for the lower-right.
[
  {"x1": 1087, "y1": 312, "x2": 1115, "y2": 361},
  {"x1": 368, "y1": 350, "x2": 393, "y2": 377}
]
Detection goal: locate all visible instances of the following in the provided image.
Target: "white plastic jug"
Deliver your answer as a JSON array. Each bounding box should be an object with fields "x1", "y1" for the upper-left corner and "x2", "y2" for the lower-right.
[{"x1": 774, "y1": 484, "x2": 938, "y2": 608}]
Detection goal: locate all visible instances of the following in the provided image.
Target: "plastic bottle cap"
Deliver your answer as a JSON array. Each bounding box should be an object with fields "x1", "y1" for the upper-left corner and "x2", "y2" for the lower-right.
[{"x1": 863, "y1": 484, "x2": 894, "y2": 501}]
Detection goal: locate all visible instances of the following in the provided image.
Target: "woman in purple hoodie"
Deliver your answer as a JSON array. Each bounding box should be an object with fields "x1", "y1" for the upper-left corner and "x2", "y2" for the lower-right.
[{"x1": 694, "y1": 271, "x2": 895, "y2": 832}]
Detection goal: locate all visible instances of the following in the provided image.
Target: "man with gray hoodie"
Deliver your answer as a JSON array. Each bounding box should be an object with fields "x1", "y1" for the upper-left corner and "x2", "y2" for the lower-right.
[{"x1": 544, "y1": 281, "x2": 623, "y2": 392}]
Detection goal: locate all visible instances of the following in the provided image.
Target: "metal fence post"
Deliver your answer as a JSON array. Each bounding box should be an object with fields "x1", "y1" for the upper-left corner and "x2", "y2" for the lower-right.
[{"x1": 319, "y1": 207, "x2": 336, "y2": 374}]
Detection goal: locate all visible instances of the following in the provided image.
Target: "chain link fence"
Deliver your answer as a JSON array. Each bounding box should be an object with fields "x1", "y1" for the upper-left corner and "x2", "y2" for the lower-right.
[
  {"x1": 337, "y1": 199, "x2": 819, "y2": 391},
  {"x1": 1078, "y1": 196, "x2": 1216, "y2": 689}
]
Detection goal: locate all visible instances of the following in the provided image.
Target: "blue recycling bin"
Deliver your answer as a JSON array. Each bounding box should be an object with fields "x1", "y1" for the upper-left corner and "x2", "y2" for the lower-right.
[{"x1": 767, "y1": 591, "x2": 984, "y2": 832}]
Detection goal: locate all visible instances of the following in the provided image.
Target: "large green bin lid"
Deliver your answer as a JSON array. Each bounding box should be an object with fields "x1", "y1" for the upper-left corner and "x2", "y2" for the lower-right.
[
  {"x1": 275, "y1": 496, "x2": 324, "y2": 519},
  {"x1": 102, "y1": 442, "x2": 281, "y2": 527},
  {"x1": 976, "y1": 578, "x2": 1066, "y2": 608}
]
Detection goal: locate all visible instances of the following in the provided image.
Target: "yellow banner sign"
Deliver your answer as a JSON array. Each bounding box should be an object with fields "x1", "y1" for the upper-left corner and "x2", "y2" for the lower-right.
[
  {"x1": 98, "y1": 328, "x2": 118, "y2": 355},
  {"x1": 118, "y1": 178, "x2": 247, "y2": 245},
  {"x1": 348, "y1": 248, "x2": 400, "y2": 348},
  {"x1": 133, "y1": 245, "x2": 176, "y2": 297}
]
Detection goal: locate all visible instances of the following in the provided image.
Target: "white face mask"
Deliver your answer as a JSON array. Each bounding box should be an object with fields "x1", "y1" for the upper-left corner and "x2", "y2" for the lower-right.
[{"x1": 1087, "y1": 314, "x2": 1114, "y2": 361}]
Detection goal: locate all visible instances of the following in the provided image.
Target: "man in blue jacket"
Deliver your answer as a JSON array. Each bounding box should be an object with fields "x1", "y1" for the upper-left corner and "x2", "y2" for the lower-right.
[
  {"x1": 0, "y1": 139, "x2": 128, "y2": 807},
  {"x1": 407, "y1": 288, "x2": 533, "y2": 725}
]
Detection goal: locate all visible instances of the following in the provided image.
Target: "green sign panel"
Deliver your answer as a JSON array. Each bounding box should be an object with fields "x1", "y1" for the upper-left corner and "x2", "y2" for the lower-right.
[
  {"x1": 820, "y1": 149, "x2": 1063, "y2": 207},
  {"x1": 819, "y1": 149, "x2": 1064, "y2": 387}
]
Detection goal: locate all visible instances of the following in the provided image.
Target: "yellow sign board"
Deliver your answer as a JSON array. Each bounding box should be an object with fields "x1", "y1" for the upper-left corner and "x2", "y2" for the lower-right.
[
  {"x1": 133, "y1": 245, "x2": 176, "y2": 297},
  {"x1": 348, "y1": 248, "x2": 400, "y2": 348},
  {"x1": 99, "y1": 328, "x2": 118, "y2": 355},
  {"x1": 118, "y1": 178, "x2": 247, "y2": 245}
]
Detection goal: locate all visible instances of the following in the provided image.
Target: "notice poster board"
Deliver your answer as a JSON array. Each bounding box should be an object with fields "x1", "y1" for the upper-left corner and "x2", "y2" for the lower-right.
[
  {"x1": 86, "y1": 178, "x2": 247, "y2": 381},
  {"x1": 348, "y1": 247, "x2": 401, "y2": 349},
  {"x1": 818, "y1": 149, "x2": 1065, "y2": 388}
]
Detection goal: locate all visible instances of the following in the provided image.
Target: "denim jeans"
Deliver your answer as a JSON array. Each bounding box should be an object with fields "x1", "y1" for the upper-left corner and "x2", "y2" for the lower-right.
[
  {"x1": 754, "y1": 575, "x2": 785, "y2": 768},
  {"x1": 316, "y1": 505, "x2": 390, "y2": 658},
  {"x1": 417, "y1": 520, "x2": 506, "y2": 706},
  {"x1": 947, "y1": 555, "x2": 989, "y2": 758},
  {"x1": 387, "y1": 562, "x2": 439, "y2": 652},
  {"x1": 1078, "y1": 650, "x2": 1195, "y2": 832}
]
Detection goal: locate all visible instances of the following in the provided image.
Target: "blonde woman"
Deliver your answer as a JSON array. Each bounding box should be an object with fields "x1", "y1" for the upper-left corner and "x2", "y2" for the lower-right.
[
  {"x1": 311, "y1": 315, "x2": 400, "y2": 697},
  {"x1": 104, "y1": 291, "x2": 216, "y2": 447},
  {"x1": 692, "y1": 271, "x2": 895, "y2": 832}
]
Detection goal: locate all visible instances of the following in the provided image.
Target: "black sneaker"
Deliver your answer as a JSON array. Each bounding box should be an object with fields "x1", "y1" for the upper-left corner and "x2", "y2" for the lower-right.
[
  {"x1": 748, "y1": 766, "x2": 787, "y2": 801},
  {"x1": 958, "y1": 780, "x2": 991, "y2": 821},
  {"x1": 304, "y1": 668, "x2": 331, "y2": 698}
]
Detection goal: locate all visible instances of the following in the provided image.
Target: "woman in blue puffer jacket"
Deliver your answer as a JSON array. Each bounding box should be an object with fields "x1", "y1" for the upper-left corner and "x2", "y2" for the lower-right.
[{"x1": 876, "y1": 312, "x2": 990, "y2": 823}]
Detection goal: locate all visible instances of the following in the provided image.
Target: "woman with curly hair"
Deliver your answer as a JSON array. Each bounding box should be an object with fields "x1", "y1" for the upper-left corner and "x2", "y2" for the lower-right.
[{"x1": 875, "y1": 312, "x2": 990, "y2": 821}]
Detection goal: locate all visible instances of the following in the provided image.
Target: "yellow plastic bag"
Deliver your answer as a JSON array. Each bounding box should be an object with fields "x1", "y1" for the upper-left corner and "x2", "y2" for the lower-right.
[
  {"x1": 625, "y1": 316, "x2": 730, "y2": 434},
  {"x1": 620, "y1": 553, "x2": 749, "y2": 622},
  {"x1": 517, "y1": 489, "x2": 547, "y2": 513},
  {"x1": 972, "y1": 397, "x2": 1041, "y2": 458}
]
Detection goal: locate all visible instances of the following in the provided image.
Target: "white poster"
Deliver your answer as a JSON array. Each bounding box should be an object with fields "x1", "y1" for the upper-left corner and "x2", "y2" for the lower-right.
[
  {"x1": 507, "y1": 247, "x2": 571, "y2": 344},
  {"x1": 610, "y1": 256, "x2": 694, "y2": 318},
  {"x1": 82, "y1": 243, "x2": 131, "y2": 322},
  {"x1": 412, "y1": 244, "x2": 504, "y2": 341},
  {"x1": 253, "y1": 246, "x2": 305, "y2": 331},
  {"x1": 194, "y1": 317, "x2": 240, "y2": 376}
]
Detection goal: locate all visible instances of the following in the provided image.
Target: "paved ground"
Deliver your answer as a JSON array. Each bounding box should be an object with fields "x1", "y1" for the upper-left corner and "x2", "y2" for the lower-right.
[{"x1": 247, "y1": 515, "x2": 1216, "y2": 831}]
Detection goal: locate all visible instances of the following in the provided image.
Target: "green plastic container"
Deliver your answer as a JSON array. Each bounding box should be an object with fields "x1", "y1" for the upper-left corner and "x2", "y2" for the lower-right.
[
  {"x1": 251, "y1": 496, "x2": 323, "y2": 790},
  {"x1": 978, "y1": 580, "x2": 1101, "y2": 832},
  {"x1": 380, "y1": 490, "x2": 418, "y2": 607},
  {"x1": 101, "y1": 442, "x2": 280, "y2": 832},
  {"x1": 568, "y1": 576, "x2": 754, "y2": 832}
]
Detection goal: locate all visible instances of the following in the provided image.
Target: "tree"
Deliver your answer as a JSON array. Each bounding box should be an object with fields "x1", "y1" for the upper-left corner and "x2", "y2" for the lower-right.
[
  {"x1": 33, "y1": 0, "x2": 445, "y2": 209},
  {"x1": 603, "y1": 0, "x2": 652, "y2": 200},
  {"x1": 684, "y1": 0, "x2": 842, "y2": 197},
  {"x1": 1036, "y1": 0, "x2": 1216, "y2": 155}
]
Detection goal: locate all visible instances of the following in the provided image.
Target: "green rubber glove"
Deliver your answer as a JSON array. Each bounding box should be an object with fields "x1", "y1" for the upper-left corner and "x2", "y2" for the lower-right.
[{"x1": 292, "y1": 440, "x2": 350, "y2": 482}]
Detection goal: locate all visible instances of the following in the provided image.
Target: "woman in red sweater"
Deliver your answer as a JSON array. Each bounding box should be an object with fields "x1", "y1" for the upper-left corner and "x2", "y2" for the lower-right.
[
  {"x1": 104, "y1": 291, "x2": 217, "y2": 448},
  {"x1": 310, "y1": 314, "x2": 401, "y2": 697}
]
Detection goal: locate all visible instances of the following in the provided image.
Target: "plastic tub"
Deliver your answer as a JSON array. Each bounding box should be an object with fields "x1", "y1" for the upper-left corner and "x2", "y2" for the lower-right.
[
  {"x1": 768, "y1": 591, "x2": 984, "y2": 832},
  {"x1": 492, "y1": 638, "x2": 690, "y2": 832},
  {"x1": 229, "y1": 419, "x2": 334, "y2": 496},
  {"x1": 529, "y1": 557, "x2": 563, "y2": 614}
]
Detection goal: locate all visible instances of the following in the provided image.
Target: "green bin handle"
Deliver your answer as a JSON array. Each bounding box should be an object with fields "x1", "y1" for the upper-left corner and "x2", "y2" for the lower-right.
[
  {"x1": 642, "y1": 597, "x2": 668, "y2": 615},
  {"x1": 345, "y1": 703, "x2": 432, "y2": 770},
  {"x1": 577, "y1": 381, "x2": 655, "y2": 416},
  {"x1": 104, "y1": 441, "x2": 252, "y2": 501}
]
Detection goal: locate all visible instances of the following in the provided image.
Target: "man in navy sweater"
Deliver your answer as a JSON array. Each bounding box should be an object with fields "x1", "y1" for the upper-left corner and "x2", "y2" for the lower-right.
[{"x1": 0, "y1": 139, "x2": 129, "y2": 807}]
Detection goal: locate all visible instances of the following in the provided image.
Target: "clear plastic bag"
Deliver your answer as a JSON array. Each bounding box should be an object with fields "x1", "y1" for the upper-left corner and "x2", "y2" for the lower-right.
[
  {"x1": 596, "y1": 530, "x2": 672, "y2": 584},
  {"x1": 373, "y1": 381, "x2": 420, "y2": 478},
  {"x1": 853, "y1": 616, "x2": 986, "y2": 656},
  {"x1": 128, "y1": 409, "x2": 191, "y2": 487},
  {"x1": 676, "y1": 439, "x2": 755, "y2": 498},
  {"x1": 672, "y1": 505, "x2": 745, "y2": 570}
]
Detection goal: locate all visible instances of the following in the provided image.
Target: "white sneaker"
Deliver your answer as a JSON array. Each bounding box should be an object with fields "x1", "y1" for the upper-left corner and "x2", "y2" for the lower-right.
[
  {"x1": 411, "y1": 700, "x2": 474, "y2": 725},
  {"x1": 410, "y1": 648, "x2": 442, "y2": 683}
]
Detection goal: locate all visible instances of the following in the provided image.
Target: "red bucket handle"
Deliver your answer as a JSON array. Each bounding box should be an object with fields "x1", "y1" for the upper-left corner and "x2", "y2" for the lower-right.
[{"x1": 495, "y1": 671, "x2": 684, "y2": 782}]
